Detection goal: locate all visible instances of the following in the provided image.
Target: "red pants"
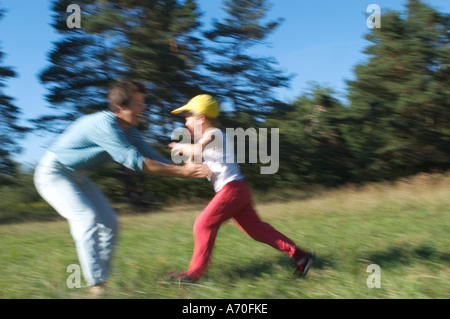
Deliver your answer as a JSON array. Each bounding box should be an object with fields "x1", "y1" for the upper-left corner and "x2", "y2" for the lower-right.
[{"x1": 184, "y1": 179, "x2": 300, "y2": 280}]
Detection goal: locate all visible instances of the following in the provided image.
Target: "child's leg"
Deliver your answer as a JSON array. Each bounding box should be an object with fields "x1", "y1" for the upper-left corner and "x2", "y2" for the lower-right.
[
  {"x1": 184, "y1": 181, "x2": 250, "y2": 280},
  {"x1": 234, "y1": 200, "x2": 315, "y2": 278},
  {"x1": 233, "y1": 203, "x2": 302, "y2": 258},
  {"x1": 232, "y1": 182, "x2": 306, "y2": 260}
]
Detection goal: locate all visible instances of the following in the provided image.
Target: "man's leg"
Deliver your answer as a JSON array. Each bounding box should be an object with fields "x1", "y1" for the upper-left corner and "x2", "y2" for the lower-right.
[
  {"x1": 81, "y1": 177, "x2": 119, "y2": 283},
  {"x1": 34, "y1": 156, "x2": 110, "y2": 286}
]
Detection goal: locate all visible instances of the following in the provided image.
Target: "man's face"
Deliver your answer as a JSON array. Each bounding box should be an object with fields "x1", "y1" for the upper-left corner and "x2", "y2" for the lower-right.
[{"x1": 117, "y1": 93, "x2": 146, "y2": 128}]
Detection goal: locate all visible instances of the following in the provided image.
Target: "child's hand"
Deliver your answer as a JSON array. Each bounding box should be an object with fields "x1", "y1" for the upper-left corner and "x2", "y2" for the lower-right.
[
  {"x1": 169, "y1": 142, "x2": 195, "y2": 163},
  {"x1": 169, "y1": 142, "x2": 182, "y2": 155}
]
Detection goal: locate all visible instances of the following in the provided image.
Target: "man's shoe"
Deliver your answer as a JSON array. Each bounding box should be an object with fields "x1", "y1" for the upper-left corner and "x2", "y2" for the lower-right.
[{"x1": 88, "y1": 282, "x2": 107, "y2": 297}]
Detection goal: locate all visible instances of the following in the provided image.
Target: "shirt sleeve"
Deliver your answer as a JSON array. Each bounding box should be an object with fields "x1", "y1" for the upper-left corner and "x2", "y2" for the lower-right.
[
  {"x1": 129, "y1": 128, "x2": 172, "y2": 164},
  {"x1": 90, "y1": 120, "x2": 146, "y2": 172}
]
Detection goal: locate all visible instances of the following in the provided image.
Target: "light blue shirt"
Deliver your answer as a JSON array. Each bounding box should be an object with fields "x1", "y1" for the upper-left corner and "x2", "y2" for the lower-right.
[{"x1": 50, "y1": 111, "x2": 170, "y2": 171}]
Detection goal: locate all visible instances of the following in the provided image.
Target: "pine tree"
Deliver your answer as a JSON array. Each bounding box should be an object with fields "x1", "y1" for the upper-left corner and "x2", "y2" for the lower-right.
[
  {"x1": 0, "y1": 8, "x2": 29, "y2": 184},
  {"x1": 37, "y1": 0, "x2": 205, "y2": 138},
  {"x1": 35, "y1": 0, "x2": 126, "y2": 133},
  {"x1": 117, "y1": 0, "x2": 206, "y2": 140},
  {"x1": 346, "y1": 0, "x2": 450, "y2": 180},
  {"x1": 265, "y1": 84, "x2": 351, "y2": 188},
  {"x1": 204, "y1": 0, "x2": 292, "y2": 124}
]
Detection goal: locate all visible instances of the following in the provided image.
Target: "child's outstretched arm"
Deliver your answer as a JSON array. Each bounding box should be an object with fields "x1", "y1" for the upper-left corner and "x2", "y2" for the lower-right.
[{"x1": 169, "y1": 129, "x2": 216, "y2": 163}]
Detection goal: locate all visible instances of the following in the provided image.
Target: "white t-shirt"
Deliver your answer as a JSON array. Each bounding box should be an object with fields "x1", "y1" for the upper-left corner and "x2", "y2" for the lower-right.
[{"x1": 202, "y1": 128, "x2": 244, "y2": 193}]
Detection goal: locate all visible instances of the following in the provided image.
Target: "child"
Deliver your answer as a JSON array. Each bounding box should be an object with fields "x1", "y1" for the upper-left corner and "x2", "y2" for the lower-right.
[{"x1": 168, "y1": 94, "x2": 314, "y2": 281}]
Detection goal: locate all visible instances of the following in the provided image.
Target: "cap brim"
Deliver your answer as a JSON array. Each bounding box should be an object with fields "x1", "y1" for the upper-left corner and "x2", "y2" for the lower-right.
[{"x1": 171, "y1": 105, "x2": 189, "y2": 114}]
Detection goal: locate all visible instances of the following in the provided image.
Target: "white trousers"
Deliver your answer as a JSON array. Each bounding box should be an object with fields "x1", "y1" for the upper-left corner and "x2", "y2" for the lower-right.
[{"x1": 34, "y1": 152, "x2": 118, "y2": 286}]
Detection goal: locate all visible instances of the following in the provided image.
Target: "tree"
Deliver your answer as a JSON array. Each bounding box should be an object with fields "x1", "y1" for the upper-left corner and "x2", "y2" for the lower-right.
[
  {"x1": 347, "y1": 0, "x2": 450, "y2": 180},
  {"x1": 265, "y1": 84, "x2": 352, "y2": 188},
  {"x1": 119, "y1": 0, "x2": 207, "y2": 140},
  {"x1": 35, "y1": 0, "x2": 126, "y2": 133},
  {"x1": 0, "y1": 8, "x2": 29, "y2": 184},
  {"x1": 203, "y1": 0, "x2": 293, "y2": 124},
  {"x1": 79, "y1": 0, "x2": 207, "y2": 139},
  {"x1": 37, "y1": 0, "x2": 206, "y2": 137}
]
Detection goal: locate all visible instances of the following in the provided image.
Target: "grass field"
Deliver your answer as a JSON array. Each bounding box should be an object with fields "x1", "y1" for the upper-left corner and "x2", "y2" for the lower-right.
[{"x1": 0, "y1": 173, "x2": 449, "y2": 299}]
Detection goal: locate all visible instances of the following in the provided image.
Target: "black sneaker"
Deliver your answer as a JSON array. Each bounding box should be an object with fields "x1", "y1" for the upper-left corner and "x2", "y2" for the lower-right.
[{"x1": 294, "y1": 252, "x2": 315, "y2": 278}]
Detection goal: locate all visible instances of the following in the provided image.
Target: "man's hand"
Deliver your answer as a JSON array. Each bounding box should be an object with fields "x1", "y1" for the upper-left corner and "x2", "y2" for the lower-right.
[{"x1": 143, "y1": 158, "x2": 210, "y2": 178}]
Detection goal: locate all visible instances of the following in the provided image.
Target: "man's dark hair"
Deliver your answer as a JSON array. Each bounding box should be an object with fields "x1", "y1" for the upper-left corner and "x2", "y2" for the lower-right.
[{"x1": 108, "y1": 80, "x2": 146, "y2": 112}]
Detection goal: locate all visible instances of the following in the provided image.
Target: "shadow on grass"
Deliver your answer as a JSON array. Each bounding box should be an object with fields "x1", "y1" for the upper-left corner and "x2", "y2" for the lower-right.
[
  {"x1": 0, "y1": 211, "x2": 63, "y2": 225},
  {"x1": 216, "y1": 244, "x2": 450, "y2": 282},
  {"x1": 219, "y1": 253, "x2": 336, "y2": 282},
  {"x1": 365, "y1": 244, "x2": 450, "y2": 268}
]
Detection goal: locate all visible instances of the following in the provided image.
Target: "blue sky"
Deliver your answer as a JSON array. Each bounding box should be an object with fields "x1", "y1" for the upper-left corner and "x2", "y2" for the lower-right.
[{"x1": 1, "y1": 0, "x2": 449, "y2": 167}]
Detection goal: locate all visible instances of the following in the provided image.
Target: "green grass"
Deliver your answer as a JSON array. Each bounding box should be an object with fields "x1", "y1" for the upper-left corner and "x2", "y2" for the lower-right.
[{"x1": 0, "y1": 173, "x2": 449, "y2": 299}]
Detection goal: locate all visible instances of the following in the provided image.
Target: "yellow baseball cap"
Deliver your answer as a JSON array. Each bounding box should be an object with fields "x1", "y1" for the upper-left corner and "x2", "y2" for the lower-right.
[{"x1": 171, "y1": 94, "x2": 220, "y2": 119}]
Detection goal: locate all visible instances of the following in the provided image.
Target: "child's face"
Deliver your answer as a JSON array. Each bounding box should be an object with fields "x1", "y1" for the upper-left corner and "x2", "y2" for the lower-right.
[{"x1": 184, "y1": 112, "x2": 204, "y2": 140}]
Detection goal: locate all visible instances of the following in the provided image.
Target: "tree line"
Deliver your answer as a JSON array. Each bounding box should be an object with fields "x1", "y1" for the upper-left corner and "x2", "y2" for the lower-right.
[{"x1": 0, "y1": 0, "x2": 449, "y2": 211}]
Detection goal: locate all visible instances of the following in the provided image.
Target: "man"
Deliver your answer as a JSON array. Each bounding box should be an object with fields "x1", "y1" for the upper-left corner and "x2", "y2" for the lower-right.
[{"x1": 34, "y1": 80, "x2": 210, "y2": 294}]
